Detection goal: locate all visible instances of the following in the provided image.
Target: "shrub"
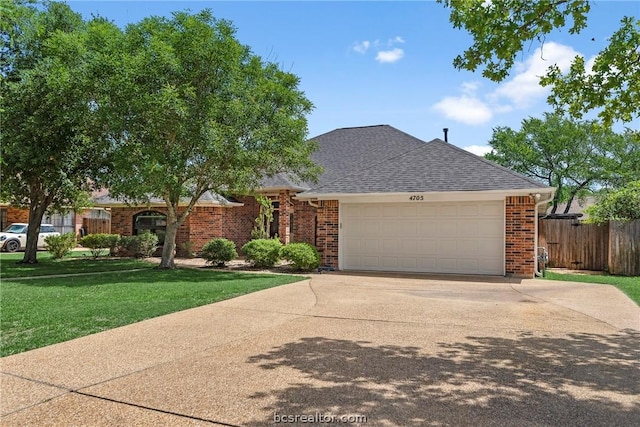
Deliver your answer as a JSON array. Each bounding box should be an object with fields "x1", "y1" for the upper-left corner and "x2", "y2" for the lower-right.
[
  {"x1": 201, "y1": 238, "x2": 237, "y2": 267},
  {"x1": 280, "y1": 242, "x2": 320, "y2": 271},
  {"x1": 242, "y1": 238, "x2": 282, "y2": 268},
  {"x1": 80, "y1": 233, "x2": 120, "y2": 259},
  {"x1": 122, "y1": 231, "x2": 158, "y2": 258},
  {"x1": 44, "y1": 232, "x2": 77, "y2": 260}
]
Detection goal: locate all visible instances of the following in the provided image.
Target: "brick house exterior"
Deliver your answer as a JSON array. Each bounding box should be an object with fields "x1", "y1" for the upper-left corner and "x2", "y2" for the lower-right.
[{"x1": 92, "y1": 125, "x2": 553, "y2": 277}]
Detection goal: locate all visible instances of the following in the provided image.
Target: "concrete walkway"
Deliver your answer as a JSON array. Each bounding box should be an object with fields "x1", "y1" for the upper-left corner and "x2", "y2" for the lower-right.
[{"x1": 1, "y1": 273, "x2": 639, "y2": 426}]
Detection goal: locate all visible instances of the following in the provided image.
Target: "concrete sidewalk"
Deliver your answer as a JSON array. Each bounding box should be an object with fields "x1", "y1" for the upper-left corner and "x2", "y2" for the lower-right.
[{"x1": 2, "y1": 274, "x2": 639, "y2": 426}]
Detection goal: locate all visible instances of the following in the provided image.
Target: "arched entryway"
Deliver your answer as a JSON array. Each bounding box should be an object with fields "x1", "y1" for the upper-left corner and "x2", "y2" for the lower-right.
[{"x1": 133, "y1": 211, "x2": 167, "y2": 245}]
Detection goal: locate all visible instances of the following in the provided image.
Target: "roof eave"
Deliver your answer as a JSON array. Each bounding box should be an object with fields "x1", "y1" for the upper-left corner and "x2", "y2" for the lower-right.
[{"x1": 295, "y1": 188, "x2": 555, "y2": 202}]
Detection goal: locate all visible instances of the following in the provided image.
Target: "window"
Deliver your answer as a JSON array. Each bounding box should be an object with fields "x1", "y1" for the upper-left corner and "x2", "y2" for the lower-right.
[
  {"x1": 270, "y1": 202, "x2": 280, "y2": 238},
  {"x1": 133, "y1": 211, "x2": 166, "y2": 245}
]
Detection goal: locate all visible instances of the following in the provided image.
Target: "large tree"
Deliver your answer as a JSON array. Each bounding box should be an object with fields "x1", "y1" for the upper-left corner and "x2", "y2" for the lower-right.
[
  {"x1": 102, "y1": 10, "x2": 319, "y2": 269},
  {"x1": 440, "y1": 0, "x2": 639, "y2": 127},
  {"x1": 0, "y1": 2, "x2": 106, "y2": 263},
  {"x1": 485, "y1": 113, "x2": 629, "y2": 213}
]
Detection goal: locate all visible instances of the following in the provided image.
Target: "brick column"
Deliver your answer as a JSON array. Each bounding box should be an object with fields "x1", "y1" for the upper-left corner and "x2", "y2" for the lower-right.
[
  {"x1": 316, "y1": 200, "x2": 339, "y2": 268},
  {"x1": 278, "y1": 191, "x2": 291, "y2": 244},
  {"x1": 505, "y1": 196, "x2": 536, "y2": 277}
]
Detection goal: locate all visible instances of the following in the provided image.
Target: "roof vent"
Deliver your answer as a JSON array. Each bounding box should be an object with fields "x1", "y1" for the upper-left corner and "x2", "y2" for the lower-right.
[{"x1": 443, "y1": 128, "x2": 449, "y2": 142}]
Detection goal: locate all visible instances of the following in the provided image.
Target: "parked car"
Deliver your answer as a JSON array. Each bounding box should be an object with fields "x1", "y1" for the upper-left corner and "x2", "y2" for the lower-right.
[{"x1": 0, "y1": 223, "x2": 60, "y2": 252}]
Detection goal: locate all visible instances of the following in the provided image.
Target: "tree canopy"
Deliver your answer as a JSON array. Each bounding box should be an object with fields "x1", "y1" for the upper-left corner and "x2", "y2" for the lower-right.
[
  {"x1": 100, "y1": 10, "x2": 319, "y2": 268},
  {"x1": 0, "y1": 1, "x2": 105, "y2": 263},
  {"x1": 440, "y1": 0, "x2": 640, "y2": 126},
  {"x1": 585, "y1": 181, "x2": 640, "y2": 225},
  {"x1": 485, "y1": 113, "x2": 635, "y2": 213}
]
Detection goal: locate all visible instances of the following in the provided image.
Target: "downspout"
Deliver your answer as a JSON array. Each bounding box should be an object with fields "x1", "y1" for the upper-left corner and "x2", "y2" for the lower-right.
[
  {"x1": 307, "y1": 199, "x2": 320, "y2": 208},
  {"x1": 533, "y1": 192, "x2": 555, "y2": 277}
]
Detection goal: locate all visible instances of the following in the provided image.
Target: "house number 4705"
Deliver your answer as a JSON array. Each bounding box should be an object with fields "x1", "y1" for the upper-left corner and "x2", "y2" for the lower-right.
[{"x1": 409, "y1": 195, "x2": 424, "y2": 201}]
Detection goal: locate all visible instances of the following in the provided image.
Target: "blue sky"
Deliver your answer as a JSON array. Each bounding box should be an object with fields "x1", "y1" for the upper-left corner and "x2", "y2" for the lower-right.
[{"x1": 66, "y1": 0, "x2": 639, "y2": 154}]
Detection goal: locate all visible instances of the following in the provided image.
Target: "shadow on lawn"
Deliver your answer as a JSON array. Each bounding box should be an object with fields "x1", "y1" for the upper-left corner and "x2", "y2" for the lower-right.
[
  {"x1": 245, "y1": 331, "x2": 640, "y2": 426},
  {"x1": 10, "y1": 267, "x2": 305, "y2": 287}
]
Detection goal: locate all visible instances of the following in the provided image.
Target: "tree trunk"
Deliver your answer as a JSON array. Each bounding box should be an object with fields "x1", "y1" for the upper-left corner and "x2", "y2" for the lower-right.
[
  {"x1": 20, "y1": 199, "x2": 48, "y2": 264},
  {"x1": 158, "y1": 219, "x2": 179, "y2": 269},
  {"x1": 563, "y1": 194, "x2": 576, "y2": 214}
]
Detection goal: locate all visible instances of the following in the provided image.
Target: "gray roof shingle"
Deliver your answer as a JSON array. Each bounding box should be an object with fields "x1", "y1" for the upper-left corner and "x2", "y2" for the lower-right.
[{"x1": 299, "y1": 125, "x2": 550, "y2": 195}]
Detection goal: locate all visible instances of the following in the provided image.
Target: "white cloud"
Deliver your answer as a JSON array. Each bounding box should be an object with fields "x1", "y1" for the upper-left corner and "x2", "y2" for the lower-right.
[
  {"x1": 375, "y1": 48, "x2": 405, "y2": 64},
  {"x1": 353, "y1": 36, "x2": 406, "y2": 63},
  {"x1": 432, "y1": 95, "x2": 493, "y2": 125},
  {"x1": 463, "y1": 145, "x2": 493, "y2": 157},
  {"x1": 492, "y1": 42, "x2": 580, "y2": 107},
  {"x1": 433, "y1": 41, "x2": 583, "y2": 125},
  {"x1": 353, "y1": 41, "x2": 371, "y2": 54}
]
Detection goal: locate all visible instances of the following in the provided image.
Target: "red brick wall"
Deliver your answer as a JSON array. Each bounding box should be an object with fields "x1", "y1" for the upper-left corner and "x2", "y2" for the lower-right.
[
  {"x1": 222, "y1": 196, "x2": 260, "y2": 252},
  {"x1": 505, "y1": 196, "x2": 536, "y2": 277},
  {"x1": 292, "y1": 199, "x2": 317, "y2": 245},
  {"x1": 184, "y1": 206, "x2": 224, "y2": 253},
  {"x1": 7, "y1": 207, "x2": 29, "y2": 224},
  {"x1": 316, "y1": 200, "x2": 339, "y2": 268}
]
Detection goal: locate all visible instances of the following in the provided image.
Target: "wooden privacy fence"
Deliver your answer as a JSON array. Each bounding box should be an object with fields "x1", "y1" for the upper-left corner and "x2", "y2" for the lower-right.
[
  {"x1": 83, "y1": 218, "x2": 111, "y2": 235},
  {"x1": 608, "y1": 220, "x2": 640, "y2": 276},
  {"x1": 539, "y1": 219, "x2": 640, "y2": 276}
]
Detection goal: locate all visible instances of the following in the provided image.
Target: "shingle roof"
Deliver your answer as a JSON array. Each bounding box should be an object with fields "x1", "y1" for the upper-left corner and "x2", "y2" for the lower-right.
[
  {"x1": 92, "y1": 190, "x2": 241, "y2": 207},
  {"x1": 299, "y1": 125, "x2": 550, "y2": 195}
]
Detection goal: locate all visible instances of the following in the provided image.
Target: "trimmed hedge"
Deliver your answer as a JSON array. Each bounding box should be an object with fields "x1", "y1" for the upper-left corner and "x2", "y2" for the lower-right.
[
  {"x1": 120, "y1": 231, "x2": 158, "y2": 258},
  {"x1": 242, "y1": 238, "x2": 282, "y2": 268},
  {"x1": 280, "y1": 242, "x2": 320, "y2": 271},
  {"x1": 201, "y1": 238, "x2": 237, "y2": 267},
  {"x1": 80, "y1": 233, "x2": 120, "y2": 258}
]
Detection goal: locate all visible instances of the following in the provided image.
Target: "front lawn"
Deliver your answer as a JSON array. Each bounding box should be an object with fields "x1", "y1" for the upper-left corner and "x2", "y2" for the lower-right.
[
  {"x1": 544, "y1": 271, "x2": 640, "y2": 306},
  {"x1": 1, "y1": 266, "x2": 306, "y2": 356},
  {"x1": 0, "y1": 251, "x2": 154, "y2": 278}
]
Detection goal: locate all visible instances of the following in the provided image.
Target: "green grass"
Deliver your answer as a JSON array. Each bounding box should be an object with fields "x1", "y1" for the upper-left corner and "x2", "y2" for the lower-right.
[
  {"x1": 544, "y1": 271, "x2": 640, "y2": 306},
  {"x1": 0, "y1": 251, "x2": 154, "y2": 278},
  {"x1": 1, "y1": 260, "x2": 306, "y2": 356}
]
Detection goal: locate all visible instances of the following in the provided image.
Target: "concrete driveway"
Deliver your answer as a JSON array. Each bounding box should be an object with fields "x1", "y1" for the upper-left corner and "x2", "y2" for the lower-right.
[{"x1": 2, "y1": 273, "x2": 639, "y2": 426}]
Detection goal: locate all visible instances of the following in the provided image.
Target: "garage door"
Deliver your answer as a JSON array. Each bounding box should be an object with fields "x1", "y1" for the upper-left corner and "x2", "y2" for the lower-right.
[{"x1": 341, "y1": 201, "x2": 504, "y2": 275}]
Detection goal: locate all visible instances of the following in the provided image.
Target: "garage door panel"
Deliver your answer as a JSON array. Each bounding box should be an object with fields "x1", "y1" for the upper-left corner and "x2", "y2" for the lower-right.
[
  {"x1": 439, "y1": 221, "x2": 458, "y2": 237},
  {"x1": 418, "y1": 221, "x2": 438, "y2": 234},
  {"x1": 418, "y1": 239, "x2": 438, "y2": 255},
  {"x1": 401, "y1": 240, "x2": 417, "y2": 253},
  {"x1": 417, "y1": 205, "x2": 438, "y2": 217},
  {"x1": 439, "y1": 205, "x2": 458, "y2": 216},
  {"x1": 341, "y1": 201, "x2": 504, "y2": 275},
  {"x1": 397, "y1": 221, "x2": 417, "y2": 236},
  {"x1": 364, "y1": 256, "x2": 380, "y2": 268},
  {"x1": 382, "y1": 239, "x2": 398, "y2": 252},
  {"x1": 480, "y1": 203, "x2": 504, "y2": 216}
]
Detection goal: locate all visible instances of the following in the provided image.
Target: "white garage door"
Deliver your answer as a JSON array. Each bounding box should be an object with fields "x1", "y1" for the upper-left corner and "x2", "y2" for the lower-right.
[{"x1": 341, "y1": 201, "x2": 504, "y2": 275}]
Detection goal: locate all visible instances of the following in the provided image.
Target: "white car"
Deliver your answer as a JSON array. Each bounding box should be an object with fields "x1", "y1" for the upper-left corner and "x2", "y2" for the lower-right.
[{"x1": 0, "y1": 223, "x2": 60, "y2": 252}]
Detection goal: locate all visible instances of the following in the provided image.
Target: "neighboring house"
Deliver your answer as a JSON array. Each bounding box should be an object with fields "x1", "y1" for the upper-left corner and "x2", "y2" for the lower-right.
[
  {"x1": 545, "y1": 196, "x2": 597, "y2": 221},
  {"x1": 0, "y1": 204, "x2": 110, "y2": 237},
  {"x1": 94, "y1": 125, "x2": 555, "y2": 277}
]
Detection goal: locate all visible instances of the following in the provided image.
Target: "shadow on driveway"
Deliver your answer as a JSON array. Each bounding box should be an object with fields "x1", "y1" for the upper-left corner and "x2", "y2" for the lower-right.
[{"x1": 246, "y1": 331, "x2": 640, "y2": 426}]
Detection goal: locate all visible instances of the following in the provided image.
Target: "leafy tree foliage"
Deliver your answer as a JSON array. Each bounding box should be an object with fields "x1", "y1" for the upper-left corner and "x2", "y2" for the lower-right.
[
  {"x1": 485, "y1": 113, "x2": 632, "y2": 213},
  {"x1": 585, "y1": 181, "x2": 640, "y2": 225},
  {"x1": 101, "y1": 10, "x2": 319, "y2": 268},
  {"x1": 440, "y1": 0, "x2": 639, "y2": 126},
  {"x1": 0, "y1": 2, "x2": 106, "y2": 263}
]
